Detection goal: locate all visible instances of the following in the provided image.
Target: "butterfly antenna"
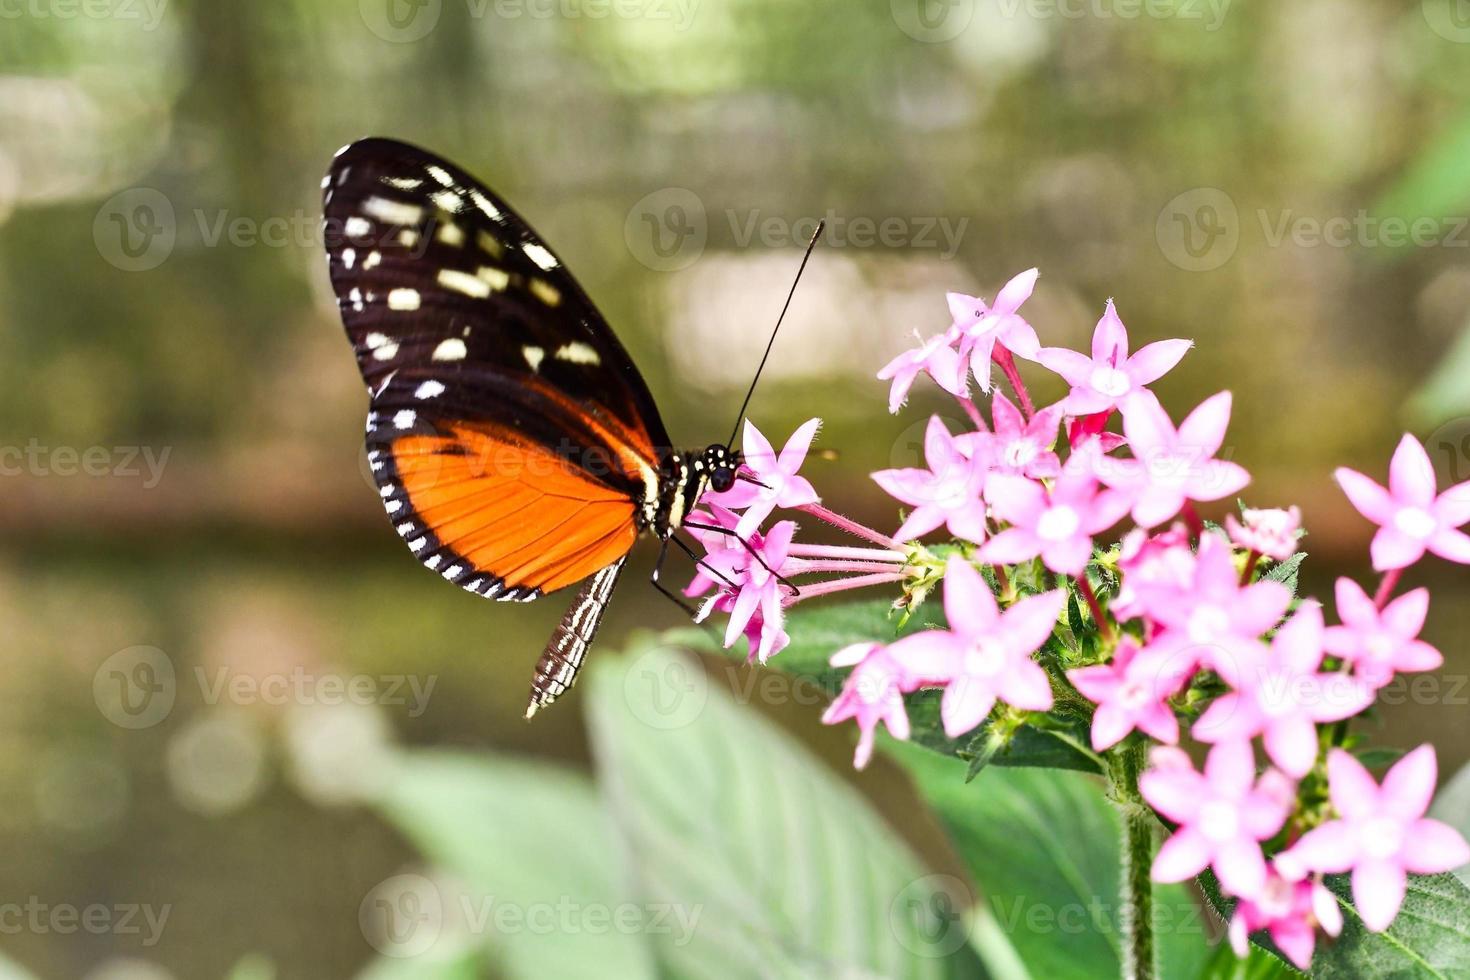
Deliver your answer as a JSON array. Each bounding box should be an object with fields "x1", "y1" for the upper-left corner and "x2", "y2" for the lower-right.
[{"x1": 726, "y1": 219, "x2": 824, "y2": 449}]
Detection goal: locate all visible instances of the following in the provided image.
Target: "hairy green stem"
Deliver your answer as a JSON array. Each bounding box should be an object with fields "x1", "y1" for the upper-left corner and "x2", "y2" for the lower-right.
[{"x1": 1107, "y1": 742, "x2": 1157, "y2": 980}]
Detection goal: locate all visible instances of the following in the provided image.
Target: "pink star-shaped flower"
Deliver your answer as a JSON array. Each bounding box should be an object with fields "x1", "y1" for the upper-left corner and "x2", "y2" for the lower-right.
[
  {"x1": 1334, "y1": 434, "x2": 1470, "y2": 571},
  {"x1": 1067, "y1": 636, "x2": 1187, "y2": 751},
  {"x1": 1280, "y1": 746, "x2": 1470, "y2": 932},
  {"x1": 1323, "y1": 577, "x2": 1443, "y2": 688},
  {"x1": 947, "y1": 268, "x2": 1043, "y2": 391},
  {"x1": 979, "y1": 469, "x2": 1131, "y2": 576},
  {"x1": 1192, "y1": 602, "x2": 1375, "y2": 778},
  {"x1": 821, "y1": 642, "x2": 931, "y2": 769},
  {"x1": 692, "y1": 518, "x2": 795, "y2": 664},
  {"x1": 1224, "y1": 506, "x2": 1301, "y2": 562},
  {"x1": 1111, "y1": 524, "x2": 1195, "y2": 622},
  {"x1": 886, "y1": 556, "x2": 1063, "y2": 738},
  {"x1": 706, "y1": 418, "x2": 821, "y2": 538},
  {"x1": 1094, "y1": 391, "x2": 1250, "y2": 528},
  {"x1": 872, "y1": 415, "x2": 990, "y2": 544},
  {"x1": 1035, "y1": 300, "x2": 1192, "y2": 415},
  {"x1": 876, "y1": 328, "x2": 967, "y2": 413},
  {"x1": 965, "y1": 392, "x2": 1063, "y2": 480},
  {"x1": 1142, "y1": 741, "x2": 1295, "y2": 899},
  {"x1": 1227, "y1": 870, "x2": 1342, "y2": 971},
  {"x1": 1133, "y1": 534, "x2": 1292, "y2": 682}
]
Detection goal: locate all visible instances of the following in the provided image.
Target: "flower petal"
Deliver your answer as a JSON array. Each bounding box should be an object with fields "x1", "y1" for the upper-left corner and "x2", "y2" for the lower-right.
[
  {"x1": 1335, "y1": 467, "x2": 1395, "y2": 524},
  {"x1": 778, "y1": 418, "x2": 822, "y2": 473},
  {"x1": 741, "y1": 419, "x2": 776, "y2": 471},
  {"x1": 1177, "y1": 390, "x2": 1233, "y2": 458},
  {"x1": 1352, "y1": 859, "x2": 1406, "y2": 932},
  {"x1": 1034, "y1": 346, "x2": 1094, "y2": 387},
  {"x1": 941, "y1": 677, "x2": 997, "y2": 738},
  {"x1": 978, "y1": 527, "x2": 1043, "y2": 566},
  {"x1": 999, "y1": 659, "x2": 1054, "y2": 711},
  {"x1": 1152, "y1": 827, "x2": 1212, "y2": 883},
  {"x1": 1264, "y1": 714, "x2": 1321, "y2": 779},
  {"x1": 1327, "y1": 749, "x2": 1381, "y2": 818},
  {"x1": 1389, "y1": 434, "x2": 1437, "y2": 508},
  {"x1": 1214, "y1": 838, "x2": 1268, "y2": 898},
  {"x1": 994, "y1": 267, "x2": 1038, "y2": 315},
  {"x1": 1091, "y1": 299, "x2": 1129, "y2": 364},
  {"x1": 942, "y1": 555, "x2": 999, "y2": 637},
  {"x1": 1333, "y1": 576, "x2": 1378, "y2": 629},
  {"x1": 1371, "y1": 526, "x2": 1428, "y2": 572},
  {"x1": 1381, "y1": 744, "x2": 1437, "y2": 820},
  {"x1": 1382, "y1": 587, "x2": 1429, "y2": 638},
  {"x1": 1428, "y1": 527, "x2": 1470, "y2": 565},
  {"x1": 999, "y1": 589, "x2": 1066, "y2": 655},
  {"x1": 1400, "y1": 819, "x2": 1470, "y2": 875},
  {"x1": 1283, "y1": 821, "x2": 1356, "y2": 874}
]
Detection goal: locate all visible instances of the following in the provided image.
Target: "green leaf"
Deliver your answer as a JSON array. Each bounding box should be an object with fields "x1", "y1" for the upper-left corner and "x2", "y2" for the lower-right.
[
  {"x1": 1202, "y1": 868, "x2": 1470, "y2": 977},
  {"x1": 369, "y1": 752, "x2": 658, "y2": 980},
  {"x1": 586, "y1": 641, "x2": 994, "y2": 979},
  {"x1": 228, "y1": 955, "x2": 278, "y2": 980},
  {"x1": 0, "y1": 952, "x2": 39, "y2": 980},
  {"x1": 668, "y1": 600, "x2": 1101, "y2": 774},
  {"x1": 1196, "y1": 937, "x2": 1299, "y2": 979},
  {"x1": 1261, "y1": 553, "x2": 1306, "y2": 597},
  {"x1": 1430, "y1": 759, "x2": 1470, "y2": 887},
  {"x1": 1370, "y1": 109, "x2": 1470, "y2": 253},
  {"x1": 888, "y1": 742, "x2": 1215, "y2": 980},
  {"x1": 354, "y1": 948, "x2": 486, "y2": 980}
]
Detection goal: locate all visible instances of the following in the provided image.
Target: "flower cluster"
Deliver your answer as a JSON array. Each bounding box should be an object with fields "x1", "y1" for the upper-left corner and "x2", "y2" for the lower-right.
[{"x1": 685, "y1": 268, "x2": 1470, "y2": 969}]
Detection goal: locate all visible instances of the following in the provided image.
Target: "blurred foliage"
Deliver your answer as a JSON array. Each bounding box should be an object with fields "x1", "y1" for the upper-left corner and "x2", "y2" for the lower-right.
[{"x1": 3, "y1": 1, "x2": 1470, "y2": 977}]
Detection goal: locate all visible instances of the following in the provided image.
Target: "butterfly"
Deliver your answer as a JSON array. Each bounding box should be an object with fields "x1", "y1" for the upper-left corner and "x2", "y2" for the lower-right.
[{"x1": 321, "y1": 138, "x2": 810, "y2": 718}]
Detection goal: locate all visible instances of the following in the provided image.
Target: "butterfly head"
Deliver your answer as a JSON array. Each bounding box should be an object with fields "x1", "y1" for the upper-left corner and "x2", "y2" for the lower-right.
[{"x1": 702, "y1": 444, "x2": 740, "y2": 493}]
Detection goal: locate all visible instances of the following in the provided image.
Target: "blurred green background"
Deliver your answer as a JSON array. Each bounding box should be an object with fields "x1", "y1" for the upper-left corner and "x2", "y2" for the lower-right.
[{"x1": 4, "y1": 0, "x2": 1470, "y2": 976}]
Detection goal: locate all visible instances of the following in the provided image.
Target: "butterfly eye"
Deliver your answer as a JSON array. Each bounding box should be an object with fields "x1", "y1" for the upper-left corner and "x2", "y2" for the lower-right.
[{"x1": 709, "y1": 467, "x2": 735, "y2": 493}]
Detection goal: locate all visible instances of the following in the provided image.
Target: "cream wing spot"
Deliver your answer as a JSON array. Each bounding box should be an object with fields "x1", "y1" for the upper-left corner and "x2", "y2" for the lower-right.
[
  {"x1": 437, "y1": 268, "x2": 491, "y2": 298},
  {"x1": 387, "y1": 288, "x2": 421, "y2": 311},
  {"x1": 522, "y1": 242, "x2": 558, "y2": 271},
  {"x1": 363, "y1": 196, "x2": 425, "y2": 226},
  {"x1": 432, "y1": 338, "x2": 468, "y2": 361},
  {"x1": 523, "y1": 345, "x2": 545, "y2": 371},
  {"x1": 555, "y1": 341, "x2": 600, "y2": 365}
]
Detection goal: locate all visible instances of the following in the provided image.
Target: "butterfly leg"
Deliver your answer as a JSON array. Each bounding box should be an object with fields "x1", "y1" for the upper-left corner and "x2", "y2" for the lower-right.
[
  {"x1": 649, "y1": 536, "x2": 701, "y2": 618},
  {"x1": 680, "y1": 520, "x2": 801, "y2": 598}
]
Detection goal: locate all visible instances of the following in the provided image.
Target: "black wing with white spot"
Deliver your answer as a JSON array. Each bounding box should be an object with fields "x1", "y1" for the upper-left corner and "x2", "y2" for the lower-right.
[{"x1": 321, "y1": 136, "x2": 670, "y2": 452}]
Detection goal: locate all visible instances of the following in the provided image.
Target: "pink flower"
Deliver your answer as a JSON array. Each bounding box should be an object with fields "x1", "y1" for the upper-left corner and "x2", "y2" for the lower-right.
[
  {"x1": 1280, "y1": 746, "x2": 1470, "y2": 932},
  {"x1": 1111, "y1": 525, "x2": 1195, "y2": 622},
  {"x1": 1133, "y1": 534, "x2": 1292, "y2": 678},
  {"x1": 980, "y1": 470, "x2": 1131, "y2": 576},
  {"x1": 1067, "y1": 637, "x2": 1186, "y2": 750},
  {"x1": 694, "y1": 519, "x2": 795, "y2": 663},
  {"x1": 1142, "y1": 741, "x2": 1295, "y2": 899},
  {"x1": 886, "y1": 557, "x2": 1062, "y2": 738},
  {"x1": 822, "y1": 643, "x2": 924, "y2": 769},
  {"x1": 1323, "y1": 578, "x2": 1443, "y2": 688},
  {"x1": 1225, "y1": 506, "x2": 1301, "y2": 562},
  {"x1": 966, "y1": 392, "x2": 1062, "y2": 480},
  {"x1": 1228, "y1": 870, "x2": 1342, "y2": 971},
  {"x1": 947, "y1": 269, "x2": 1043, "y2": 391},
  {"x1": 877, "y1": 329, "x2": 967, "y2": 413},
  {"x1": 1192, "y1": 602, "x2": 1375, "y2": 778},
  {"x1": 682, "y1": 504, "x2": 745, "y2": 598},
  {"x1": 872, "y1": 415, "x2": 990, "y2": 544},
  {"x1": 1035, "y1": 300, "x2": 1192, "y2": 415},
  {"x1": 1334, "y1": 434, "x2": 1470, "y2": 570},
  {"x1": 706, "y1": 419, "x2": 821, "y2": 538},
  {"x1": 1067, "y1": 410, "x2": 1127, "y2": 454},
  {"x1": 1095, "y1": 391, "x2": 1251, "y2": 528}
]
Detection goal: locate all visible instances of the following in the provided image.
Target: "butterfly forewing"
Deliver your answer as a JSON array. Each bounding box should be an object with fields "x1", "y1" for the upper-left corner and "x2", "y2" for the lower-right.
[{"x1": 324, "y1": 138, "x2": 666, "y2": 605}]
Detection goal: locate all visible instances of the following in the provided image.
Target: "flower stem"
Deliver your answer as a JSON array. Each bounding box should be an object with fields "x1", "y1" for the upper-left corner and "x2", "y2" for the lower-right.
[
  {"x1": 785, "y1": 570, "x2": 906, "y2": 602},
  {"x1": 787, "y1": 543, "x2": 906, "y2": 562},
  {"x1": 1107, "y1": 742, "x2": 1157, "y2": 980},
  {"x1": 1181, "y1": 502, "x2": 1205, "y2": 540},
  {"x1": 1077, "y1": 574, "x2": 1113, "y2": 641},
  {"x1": 991, "y1": 345, "x2": 1035, "y2": 419},
  {"x1": 955, "y1": 393, "x2": 989, "y2": 432},
  {"x1": 799, "y1": 503, "x2": 900, "y2": 549},
  {"x1": 1373, "y1": 567, "x2": 1402, "y2": 610},
  {"x1": 1240, "y1": 549, "x2": 1260, "y2": 585}
]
